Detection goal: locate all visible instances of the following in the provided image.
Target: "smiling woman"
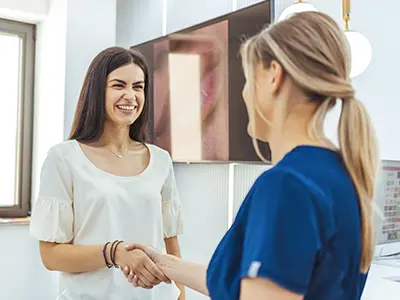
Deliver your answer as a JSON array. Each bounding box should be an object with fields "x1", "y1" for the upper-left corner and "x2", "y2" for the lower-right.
[
  {"x1": 106, "y1": 66, "x2": 145, "y2": 125},
  {"x1": 29, "y1": 47, "x2": 185, "y2": 300},
  {"x1": 69, "y1": 47, "x2": 151, "y2": 143}
]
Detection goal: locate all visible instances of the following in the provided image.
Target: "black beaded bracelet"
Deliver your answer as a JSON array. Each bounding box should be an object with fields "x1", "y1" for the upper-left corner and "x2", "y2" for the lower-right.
[
  {"x1": 102, "y1": 242, "x2": 113, "y2": 268},
  {"x1": 110, "y1": 240, "x2": 124, "y2": 268},
  {"x1": 109, "y1": 240, "x2": 118, "y2": 267}
]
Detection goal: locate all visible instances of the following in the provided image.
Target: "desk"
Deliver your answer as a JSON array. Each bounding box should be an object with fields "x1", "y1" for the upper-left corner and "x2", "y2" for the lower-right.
[{"x1": 362, "y1": 261, "x2": 400, "y2": 300}]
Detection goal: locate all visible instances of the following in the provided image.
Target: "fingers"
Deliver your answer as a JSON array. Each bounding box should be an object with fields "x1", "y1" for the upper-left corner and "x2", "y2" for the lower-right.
[
  {"x1": 125, "y1": 269, "x2": 151, "y2": 290},
  {"x1": 120, "y1": 262, "x2": 160, "y2": 289},
  {"x1": 133, "y1": 276, "x2": 152, "y2": 290},
  {"x1": 124, "y1": 243, "x2": 160, "y2": 264},
  {"x1": 144, "y1": 259, "x2": 171, "y2": 283},
  {"x1": 120, "y1": 266, "x2": 135, "y2": 283},
  {"x1": 128, "y1": 271, "x2": 135, "y2": 283},
  {"x1": 140, "y1": 269, "x2": 159, "y2": 288},
  {"x1": 132, "y1": 275, "x2": 139, "y2": 287},
  {"x1": 120, "y1": 246, "x2": 171, "y2": 289},
  {"x1": 124, "y1": 243, "x2": 137, "y2": 251},
  {"x1": 125, "y1": 243, "x2": 148, "y2": 252},
  {"x1": 120, "y1": 266, "x2": 130, "y2": 278},
  {"x1": 126, "y1": 271, "x2": 152, "y2": 290}
]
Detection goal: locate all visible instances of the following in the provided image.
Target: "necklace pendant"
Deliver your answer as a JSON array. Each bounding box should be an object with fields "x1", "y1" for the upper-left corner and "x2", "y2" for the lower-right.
[{"x1": 103, "y1": 146, "x2": 128, "y2": 159}]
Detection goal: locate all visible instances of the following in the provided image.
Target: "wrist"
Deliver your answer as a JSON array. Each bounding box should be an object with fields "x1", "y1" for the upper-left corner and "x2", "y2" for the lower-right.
[
  {"x1": 157, "y1": 252, "x2": 178, "y2": 270},
  {"x1": 103, "y1": 242, "x2": 113, "y2": 268},
  {"x1": 114, "y1": 242, "x2": 127, "y2": 266}
]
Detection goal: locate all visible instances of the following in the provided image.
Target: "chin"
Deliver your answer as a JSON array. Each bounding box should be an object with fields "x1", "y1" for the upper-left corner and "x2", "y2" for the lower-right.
[
  {"x1": 255, "y1": 132, "x2": 270, "y2": 143},
  {"x1": 109, "y1": 116, "x2": 139, "y2": 127},
  {"x1": 247, "y1": 123, "x2": 269, "y2": 143},
  {"x1": 123, "y1": 117, "x2": 139, "y2": 126}
]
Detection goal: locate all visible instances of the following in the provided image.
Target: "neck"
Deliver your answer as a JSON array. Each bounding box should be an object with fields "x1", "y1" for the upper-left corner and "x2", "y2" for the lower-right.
[
  {"x1": 268, "y1": 112, "x2": 326, "y2": 165},
  {"x1": 98, "y1": 121, "x2": 132, "y2": 151}
]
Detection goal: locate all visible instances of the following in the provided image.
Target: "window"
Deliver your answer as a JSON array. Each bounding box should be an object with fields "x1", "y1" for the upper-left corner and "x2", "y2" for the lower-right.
[{"x1": 0, "y1": 18, "x2": 35, "y2": 218}]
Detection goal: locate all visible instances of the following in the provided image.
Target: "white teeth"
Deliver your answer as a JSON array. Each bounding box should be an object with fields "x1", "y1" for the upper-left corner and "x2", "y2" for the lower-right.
[{"x1": 117, "y1": 105, "x2": 136, "y2": 111}]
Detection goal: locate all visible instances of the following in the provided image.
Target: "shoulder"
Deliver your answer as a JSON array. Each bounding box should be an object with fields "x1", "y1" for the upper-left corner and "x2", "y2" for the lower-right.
[
  {"x1": 249, "y1": 166, "x2": 335, "y2": 236},
  {"x1": 254, "y1": 167, "x2": 311, "y2": 193},
  {"x1": 46, "y1": 140, "x2": 77, "y2": 162},
  {"x1": 39, "y1": 140, "x2": 78, "y2": 177},
  {"x1": 147, "y1": 143, "x2": 173, "y2": 165},
  {"x1": 254, "y1": 165, "x2": 325, "y2": 199}
]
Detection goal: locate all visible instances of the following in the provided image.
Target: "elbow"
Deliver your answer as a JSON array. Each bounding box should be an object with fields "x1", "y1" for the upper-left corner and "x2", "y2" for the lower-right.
[
  {"x1": 43, "y1": 262, "x2": 54, "y2": 271},
  {"x1": 39, "y1": 241, "x2": 58, "y2": 271},
  {"x1": 40, "y1": 253, "x2": 56, "y2": 271}
]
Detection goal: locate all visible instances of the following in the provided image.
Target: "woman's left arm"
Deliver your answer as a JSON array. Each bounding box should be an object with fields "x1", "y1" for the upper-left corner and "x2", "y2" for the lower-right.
[
  {"x1": 164, "y1": 236, "x2": 186, "y2": 300},
  {"x1": 124, "y1": 243, "x2": 209, "y2": 296},
  {"x1": 124, "y1": 244, "x2": 305, "y2": 299},
  {"x1": 240, "y1": 277, "x2": 303, "y2": 300}
]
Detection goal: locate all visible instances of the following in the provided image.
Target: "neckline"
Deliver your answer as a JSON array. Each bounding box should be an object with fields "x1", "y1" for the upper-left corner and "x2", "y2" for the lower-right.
[
  {"x1": 291, "y1": 145, "x2": 339, "y2": 155},
  {"x1": 72, "y1": 139, "x2": 154, "y2": 180},
  {"x1": 279, "y1": 145, "x2": 340, "y2": 165}
]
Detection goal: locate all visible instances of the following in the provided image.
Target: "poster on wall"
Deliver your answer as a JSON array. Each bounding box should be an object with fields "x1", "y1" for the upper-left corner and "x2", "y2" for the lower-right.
[
  {"x1": 374, "y1": 160, "x2": 400, "y2": 245},
  {"x1": 133, "y1": 1, "x2": 272, "y2": 163}
]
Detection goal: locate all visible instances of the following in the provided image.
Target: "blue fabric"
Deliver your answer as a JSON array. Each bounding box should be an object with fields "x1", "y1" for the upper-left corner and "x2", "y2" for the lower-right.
[{"x1": 207, "y1": 146, "x2": 368, "y2": 300}]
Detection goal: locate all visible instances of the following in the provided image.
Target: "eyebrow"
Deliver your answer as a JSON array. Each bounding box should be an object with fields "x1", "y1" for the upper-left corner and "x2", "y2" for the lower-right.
[{"x1": 108, "y1": 79, "x2": 145, "y2": 85}]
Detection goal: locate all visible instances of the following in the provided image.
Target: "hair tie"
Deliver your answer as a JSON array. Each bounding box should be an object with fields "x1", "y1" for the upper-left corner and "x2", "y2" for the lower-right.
[{"x1": 341, "y1": 94, "x2": 354, "y2": 102}]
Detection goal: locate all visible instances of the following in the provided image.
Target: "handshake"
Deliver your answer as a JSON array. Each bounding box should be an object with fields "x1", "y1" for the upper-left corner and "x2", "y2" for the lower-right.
[{"x1": 110, "y1": 242, "x2": 171, "y2": 289}]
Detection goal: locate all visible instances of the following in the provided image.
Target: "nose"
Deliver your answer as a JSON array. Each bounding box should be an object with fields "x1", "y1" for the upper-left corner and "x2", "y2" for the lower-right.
[{"x1": 123, "y1": 88, "x2": 136, "y2": 101}]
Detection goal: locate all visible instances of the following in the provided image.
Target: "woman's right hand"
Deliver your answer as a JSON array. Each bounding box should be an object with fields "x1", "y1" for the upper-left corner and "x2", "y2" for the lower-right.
[{"x1": 115, "y1": 243, "x2": 170, "y2": 289}]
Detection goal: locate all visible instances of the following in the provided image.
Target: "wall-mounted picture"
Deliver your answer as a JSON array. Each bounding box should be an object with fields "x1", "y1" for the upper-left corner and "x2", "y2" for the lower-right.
[{"x1": 133, "y1": 1, "x2": 272, "y2": 162}]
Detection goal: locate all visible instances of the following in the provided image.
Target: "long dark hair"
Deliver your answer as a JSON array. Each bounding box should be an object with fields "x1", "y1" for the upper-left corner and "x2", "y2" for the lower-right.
[{"x1": 69, "y1": 47, "x2": 150, "y2": 143}]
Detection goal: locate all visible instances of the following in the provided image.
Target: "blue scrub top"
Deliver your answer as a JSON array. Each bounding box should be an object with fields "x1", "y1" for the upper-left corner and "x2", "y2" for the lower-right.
[{"x1": 207, "y1": 146, "x2": 368, "y2": 300}]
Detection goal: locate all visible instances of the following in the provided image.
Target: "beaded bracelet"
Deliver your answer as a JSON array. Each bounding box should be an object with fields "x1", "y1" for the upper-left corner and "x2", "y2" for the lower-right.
[
  {"x1": 102, "y1": 242, "x2": 113, "y2": 268},
  {"x1": 110, "y1": 240, "x2": 124, "y2": 268}
]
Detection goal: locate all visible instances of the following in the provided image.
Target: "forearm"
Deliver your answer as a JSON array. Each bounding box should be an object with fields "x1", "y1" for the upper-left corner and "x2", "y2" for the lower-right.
[
  {"x1": 39, "y1": 241, "x2": 116, "y2": 273},
  {"x1": 158, "y1": 255, "x2": 209, "y2": 296},
  {"x1": 177, "y1": 282, "x2": 186, "y2": 300},
  {"x1": 165, "y1": 237, "x2": 186, "y2": 299}
]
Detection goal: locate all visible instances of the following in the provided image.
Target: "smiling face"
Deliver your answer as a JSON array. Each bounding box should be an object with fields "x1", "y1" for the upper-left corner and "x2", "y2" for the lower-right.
[{"x1": 105, "y1": 63, "x2": 145, "y2": 126}]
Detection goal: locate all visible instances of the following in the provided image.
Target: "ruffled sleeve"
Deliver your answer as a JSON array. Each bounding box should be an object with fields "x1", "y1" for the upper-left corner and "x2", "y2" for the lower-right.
[
  {"x1": 29, "y1": 146, "x2": 74, "y2": 243},
  {"x1": 161, "y1": 154, "x2": 184, "y2": 238}
]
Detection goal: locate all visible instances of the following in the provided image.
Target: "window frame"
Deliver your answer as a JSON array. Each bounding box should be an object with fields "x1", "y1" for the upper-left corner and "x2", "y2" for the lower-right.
[{"x1": 0, "y1": 18, "x2": 35, "y2": 218}]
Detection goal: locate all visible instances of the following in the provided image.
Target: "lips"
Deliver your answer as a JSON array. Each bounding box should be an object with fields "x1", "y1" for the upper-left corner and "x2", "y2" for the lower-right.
[
  {"x1": 117, "y1": 105, "x2": 136, "y2": 111},
  {"x1": 116, "y1": 104, "x2": 138, "y2": 114},
  {"x1": 168, "y1": 35, "x2": 222, "y2": 119}
]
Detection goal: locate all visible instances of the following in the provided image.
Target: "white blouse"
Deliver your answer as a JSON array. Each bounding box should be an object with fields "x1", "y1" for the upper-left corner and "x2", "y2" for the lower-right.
[{"x1": 29, "y1": 140, "x2": 183, "y2": 300}]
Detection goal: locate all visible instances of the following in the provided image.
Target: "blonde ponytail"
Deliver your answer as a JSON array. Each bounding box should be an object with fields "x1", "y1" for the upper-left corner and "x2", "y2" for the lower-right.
[
  {"x1": 338, "y1": 97, "x2": 379, "y2": 272},
  {"x1": 241, "y1": 11, "x2": 380, "y2": 273}
]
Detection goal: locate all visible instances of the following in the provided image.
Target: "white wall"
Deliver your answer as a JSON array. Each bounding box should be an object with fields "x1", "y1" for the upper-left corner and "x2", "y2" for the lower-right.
[
  {"x1": 0, "y1": 225, "x2": 56, "y2": 300},
  {"x1": 116, "y1": 0, "x2": 163, "y2": 47},
  {"x1": 166, "y1": 0, "x2": 233, "y2": 33},
  {"x1": 0, "y1": 0, "x2": 48, "y2": 23},
  {"x1": 63, "y1": 0, "x2": 117, "y2": 138},
  {"x1": 0, "y1": 0, "x2": 48, "y2": 14}
]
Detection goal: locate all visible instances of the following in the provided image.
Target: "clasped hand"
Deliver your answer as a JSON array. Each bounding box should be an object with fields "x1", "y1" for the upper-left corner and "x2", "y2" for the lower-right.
[{"x1": 116, "y1": 243, "x2": 168, "y2": 289}]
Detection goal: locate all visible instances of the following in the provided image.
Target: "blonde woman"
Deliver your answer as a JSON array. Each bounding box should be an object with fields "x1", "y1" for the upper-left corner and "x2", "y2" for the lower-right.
[{"x1": 122, "y1": 11, "x2": 379, "y2": 300}]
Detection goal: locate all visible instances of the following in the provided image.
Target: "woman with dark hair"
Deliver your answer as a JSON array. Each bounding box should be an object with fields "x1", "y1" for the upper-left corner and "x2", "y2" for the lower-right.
[{"x1": 29, "y1": 47, "x2": 185, "y2": 300}]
